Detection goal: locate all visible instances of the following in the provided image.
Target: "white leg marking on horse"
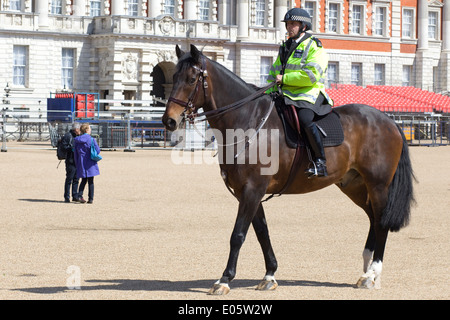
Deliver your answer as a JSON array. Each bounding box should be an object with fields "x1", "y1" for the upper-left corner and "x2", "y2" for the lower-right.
[
  {"x1": 363, "y1": 249, "x2": 374, "y2": 273},
  {"x1": 263, "y1": 275, "x2": 276, "y2": 282},
  {"x1": 360, "y1": 261, "x2": 382, "y2": 289},
  {"x1": 214, "y1": 279, "x2": 230, "y2": 289}
]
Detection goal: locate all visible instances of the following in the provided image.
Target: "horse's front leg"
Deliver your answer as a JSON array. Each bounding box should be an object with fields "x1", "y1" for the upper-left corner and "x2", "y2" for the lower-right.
[
  {"x1": 253, "y1": 203, "x2": 278, "y2": 291},
  {"x1": 208, "y1": 184, "x2": 265, "y2": 295}
]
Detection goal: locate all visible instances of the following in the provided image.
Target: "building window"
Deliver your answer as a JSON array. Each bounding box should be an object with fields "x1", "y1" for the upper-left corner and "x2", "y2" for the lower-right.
[
  {"x1": 13, "y1": 46, "x2": 27, "y2": 87},
  {"x1": 351, "y1": 4, "x2": 363, "y2": 35},
  {"x1": 374, "y1": 6, "x2": 386, "y2": 36},
  {"x1": 351, "y1": 63, "x2": 362, "y2": 86},
  {"x1": 304, "y1": 1, "x2": 316, "y2": 31},
  {"x1": 402, "y1": 65, "x2": 412, "y2": 86},
  {"x1": 255, "y1": 0, "x2": 266, "y2": 26},
  {"x1": 260, "y1": 57, "x2": 272, "y2": 86},
  {"x1": 199, "y1": 0, "x2": 210, "y2": 20},
  {"x1": 90, "y1": 0, "x2": 102, "y2": 17},
  {"x1": 328, "y1": 3, "x2": 338, "y2": 32},
  {"x1": 62, "y1": 48, "x2": 75, "y2": 90},
  {"x1": 10, "y1": 0, "x2": 21, "y2": 11},
  {"x1": 128, "y1": 0, "x2": 139, "y2": 16},
  {"x1": 164, "y1": 0, "x2": 175, "y2": 16},
  {"x1": 402, "y1": 8, "x2": 414, "y2": 38},
  {"x1": 374, "y1": 64, "x2": 385, "y2": 85},
  {"x1": 428, "y1": 11, "x2": 438, "y2": 40},
  {"x1": 50, "y1": 0, "x2": 63, "y2": 15},
  {"x1": 327, "y1": 62, "x2": 338, "y2": 86},
  {"x1": 433, "y1": 66, "x2": 439, "y2": 92}
]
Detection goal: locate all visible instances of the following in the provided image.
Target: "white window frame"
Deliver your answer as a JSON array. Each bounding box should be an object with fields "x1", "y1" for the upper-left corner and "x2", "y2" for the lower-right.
[
  {"x1": 62, "y1": 48, "x2": 75, "y2": 90},
  {"x1": 351, "y1": 63, "x2": 362, "y2": 86},
  {"x1": 199, "y1": 0, "x2": 211, "y2": 21},
  {"x1": 327, "y1": 62, "x2": 338, "y2": 86},
  {"x1": 326, "y1": 1, "x2": 343, "y2": 34},
  {"x1": 372, "y1": 3, "x2": 389, "y2": 37},
  {"x1": 50, "y1": 0, "x2": 63, "y2": 15},
  {"x1": 128, "y1": 0, "x2": 139, "y2": 17},
  {"x1": 402, "y1": 7, "x2": 415, "y2": 39},
  {"x1": 374, "y1": 64, "x2": 385, "y2": 85},
  {"x1": 402, "y1": 65, "x2": 412, "y2": 87},
  {"x1": 9, "y1": 0, "x2": 22, "y2": 11},
  {"x1": 90, "y1": 0, "x2": 102, "y2": 17},
  {"x1": 303, "y1": 0, "x2": 319, "y2": 32},
  {"x1": 13, "y1": 45, "x2": 28, "y2": 87},
  {"x1": 254, "y1": 0, "x2": 266, "y2": 26},
  {"x1": 428, "y1": 10, "x2": 440, "y2": 40},
  {"x1": 349, "y1": 1, "x2": 367, "y2": 36},
  {"x1": 260, "y1": 56, "x2": 272, "y2": 86},
  {"x1": 164, "y1": 0, "x2": 176, "y2": 16}
]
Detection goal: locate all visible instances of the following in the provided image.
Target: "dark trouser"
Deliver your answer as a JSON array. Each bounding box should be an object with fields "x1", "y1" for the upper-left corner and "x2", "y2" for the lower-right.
[
  {"x1": 64, "y1": 163, "x2": 79, "y2": 201},
  {"x1": 79, "y1": 177, "x2": 94, "y2": 201}
]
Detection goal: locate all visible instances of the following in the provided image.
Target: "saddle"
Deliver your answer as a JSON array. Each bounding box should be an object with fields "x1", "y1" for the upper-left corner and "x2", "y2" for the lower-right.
[
  {"x1": 275, "y1": 101, "x2": 344, "y2": 149},
  {"x1": 262, "y1": 100, "x2": 344, "y2": 202}
]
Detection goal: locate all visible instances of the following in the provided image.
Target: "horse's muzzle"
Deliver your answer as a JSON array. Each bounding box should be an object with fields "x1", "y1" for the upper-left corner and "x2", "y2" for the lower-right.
[{"x1": 162, "y1": 116, "x2": 178, "y2": 132}]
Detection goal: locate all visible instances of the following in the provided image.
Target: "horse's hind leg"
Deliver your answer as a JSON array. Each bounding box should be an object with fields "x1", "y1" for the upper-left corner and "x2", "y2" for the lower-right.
[
  {"x1": 253, "y1": 203, "x2": 278, "y2": 291},
  {"x1": 337, "y1": 172, "x2": 383, "y2": 288},
  {"x1": 355, "y1": 186, "x2": 390, "y2": 289}
]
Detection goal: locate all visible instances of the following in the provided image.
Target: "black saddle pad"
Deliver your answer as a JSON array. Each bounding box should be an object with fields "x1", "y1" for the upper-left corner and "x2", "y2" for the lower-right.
[{"x1": 275, "y1": 103, "x2": 344, "y2": 149}]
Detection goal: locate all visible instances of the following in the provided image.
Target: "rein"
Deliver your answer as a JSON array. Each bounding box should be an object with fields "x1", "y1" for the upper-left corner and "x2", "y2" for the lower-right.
[
  {"x1": 189, "y1": 82, "x2": 276, "y2": 123},
  {"x1": 167, "y1": 55, "x2": 276, "y2": 123}
]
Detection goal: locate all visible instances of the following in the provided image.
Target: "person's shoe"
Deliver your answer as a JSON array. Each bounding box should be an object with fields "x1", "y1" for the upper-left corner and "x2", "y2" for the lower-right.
[
  {"x1": 64, "y1": 198, "x2": 70, "y2": 203},
  {"x1": 72, "y1": 198, "x2": 81, "y2": 202},
  {"x1": 78, "y1": 197, "x2": 86, "y2": 203},
  {"x1": 305, "y1": 158, "x2": 328, "y2": 177},
  {"x1": 87, "y1": 199, "x2": 93, "y2": 204}
]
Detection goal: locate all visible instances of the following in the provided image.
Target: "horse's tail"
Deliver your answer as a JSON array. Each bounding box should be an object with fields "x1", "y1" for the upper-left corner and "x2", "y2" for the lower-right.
[{"x1": 381, "y1": 125, "x2": 416, "y2": 232}]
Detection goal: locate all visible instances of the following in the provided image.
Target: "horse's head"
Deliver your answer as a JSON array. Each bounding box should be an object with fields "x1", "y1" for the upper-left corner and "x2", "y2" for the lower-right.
[{"x1": 162, "y1": 44, "x2": 209, "y2": 131}]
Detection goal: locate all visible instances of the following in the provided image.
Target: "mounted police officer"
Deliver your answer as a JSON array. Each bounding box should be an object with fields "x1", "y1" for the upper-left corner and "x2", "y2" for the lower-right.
[{"x1": 267, "y1": 8, "x2": 333, "y2": 177}]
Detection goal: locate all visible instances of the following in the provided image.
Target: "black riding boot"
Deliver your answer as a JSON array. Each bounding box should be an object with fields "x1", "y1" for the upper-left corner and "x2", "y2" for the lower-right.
[{"x1": 304, "y1": 124, "x2": 328, "y2": 177}]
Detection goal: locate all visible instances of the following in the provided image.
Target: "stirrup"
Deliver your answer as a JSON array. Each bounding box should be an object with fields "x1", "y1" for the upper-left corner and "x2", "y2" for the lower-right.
[{"x1": 305, "y1": 159, "x2": 328, "y2": 178}]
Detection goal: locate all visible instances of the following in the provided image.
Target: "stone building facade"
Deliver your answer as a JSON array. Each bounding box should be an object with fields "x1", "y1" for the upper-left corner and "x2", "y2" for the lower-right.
[{"x1": 0, "y1": 0, "x2": 449, "y2": 111}]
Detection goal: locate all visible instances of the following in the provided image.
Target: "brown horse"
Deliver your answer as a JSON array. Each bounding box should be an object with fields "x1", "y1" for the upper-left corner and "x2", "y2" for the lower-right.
[{"x1": 162, "y1": 44, "x2": 415, "y2": 295}]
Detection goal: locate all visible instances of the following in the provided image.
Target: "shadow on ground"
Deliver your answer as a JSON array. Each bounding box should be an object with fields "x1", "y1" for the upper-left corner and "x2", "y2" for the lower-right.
[{"x1": 14, "y1": 278, "x2": 354, "y2": 295}]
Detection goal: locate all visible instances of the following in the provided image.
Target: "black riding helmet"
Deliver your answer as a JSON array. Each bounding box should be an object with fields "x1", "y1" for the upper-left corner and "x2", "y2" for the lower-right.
[{"x1": 282, "y1": 8, "x2": 312, "y2": 32}]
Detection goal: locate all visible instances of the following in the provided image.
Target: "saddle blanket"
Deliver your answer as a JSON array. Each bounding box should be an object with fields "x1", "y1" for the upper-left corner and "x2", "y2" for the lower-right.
[{"x1": 275, "y1": 104, "x2": 344, "y2": 149}]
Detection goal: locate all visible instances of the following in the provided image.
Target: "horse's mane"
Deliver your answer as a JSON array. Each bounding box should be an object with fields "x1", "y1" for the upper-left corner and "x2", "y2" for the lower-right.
[{"x1": 176, "y1": 52, "x2": 260, "y2": 92}]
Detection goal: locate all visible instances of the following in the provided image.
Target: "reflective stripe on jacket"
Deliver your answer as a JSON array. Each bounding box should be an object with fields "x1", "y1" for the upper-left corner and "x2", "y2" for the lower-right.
[{"x1": 267, "y1": 36, "x2": 333, "y2": 106}]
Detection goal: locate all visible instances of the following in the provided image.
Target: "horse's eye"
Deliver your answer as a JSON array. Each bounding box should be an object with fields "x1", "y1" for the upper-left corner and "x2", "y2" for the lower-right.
[{"x1": 189, "y1": 77, "x2": 196, "y2": 85}]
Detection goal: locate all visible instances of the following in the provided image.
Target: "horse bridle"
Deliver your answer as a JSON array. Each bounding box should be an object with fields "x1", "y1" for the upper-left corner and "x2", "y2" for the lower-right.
[
  {"x1": 167, "y1": 56, "x2": 208, "y2": 117},
  {"x1": 167, "y1": 55, "x2": 276, "y2": 124}
]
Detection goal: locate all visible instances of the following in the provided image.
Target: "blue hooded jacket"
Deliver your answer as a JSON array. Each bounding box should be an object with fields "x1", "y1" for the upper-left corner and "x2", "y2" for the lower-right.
[{"x1": 74, "y1": 133, "x2": 100, "y2": 178}]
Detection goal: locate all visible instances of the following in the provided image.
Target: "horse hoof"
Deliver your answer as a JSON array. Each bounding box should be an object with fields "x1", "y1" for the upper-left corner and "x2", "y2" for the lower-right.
[
  {"x1": 207, "y1": 283, "x2": 230, "y2": 295},
  {"x1": 256, "y1": 279, "x2": 278, "y2": 291},
  {"x1": 355, "y1": 276, "x2": 381, "y2": 289}
]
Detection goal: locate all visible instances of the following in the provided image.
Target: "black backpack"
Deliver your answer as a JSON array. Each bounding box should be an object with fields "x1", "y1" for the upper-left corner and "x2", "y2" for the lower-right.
[{"x1": 56, "y1": 134, "x2": 72, "y2": 160}]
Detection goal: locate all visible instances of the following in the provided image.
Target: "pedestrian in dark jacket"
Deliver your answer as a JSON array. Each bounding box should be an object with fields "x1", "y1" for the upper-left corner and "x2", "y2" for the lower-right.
[
  {"x1": 62, "y1": 122, "x2": 81, "y2": 202},
  {"x1": 74, "y1": 123, "x2": 100, "y2": 204}
]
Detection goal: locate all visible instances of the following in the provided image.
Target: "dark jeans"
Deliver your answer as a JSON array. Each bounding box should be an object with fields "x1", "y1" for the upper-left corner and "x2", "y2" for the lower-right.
[
  {"x1": 79, "y1": 177, "x2": 94, "y2": 201},
  {"x1": 64, "y1": 163, "x2": 79, "y2": 201}
]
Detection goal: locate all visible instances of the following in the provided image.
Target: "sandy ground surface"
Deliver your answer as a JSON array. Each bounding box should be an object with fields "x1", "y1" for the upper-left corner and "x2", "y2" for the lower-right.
[{"x1": 0, "y1": 142, "x2": 448, "y2": 300}]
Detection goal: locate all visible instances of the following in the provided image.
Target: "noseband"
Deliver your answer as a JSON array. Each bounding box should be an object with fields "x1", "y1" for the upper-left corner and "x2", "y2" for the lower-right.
[{"x1": 168, "y1": 56, "x2": 208, "y2": 115}]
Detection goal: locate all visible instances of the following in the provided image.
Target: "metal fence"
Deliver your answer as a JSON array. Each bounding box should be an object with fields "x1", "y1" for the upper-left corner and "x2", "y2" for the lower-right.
[{"x1": 2, "y1": 105, "x2": 449, "y2": 152}]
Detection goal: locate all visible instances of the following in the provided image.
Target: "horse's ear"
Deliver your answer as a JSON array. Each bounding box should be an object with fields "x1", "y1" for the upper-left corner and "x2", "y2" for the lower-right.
[
  {"x1": 175, "y1": 45, "x2": 185, "y2": 59},
  {"x1": 190, "y1": 44, "x2": 202, "y2": 62}
]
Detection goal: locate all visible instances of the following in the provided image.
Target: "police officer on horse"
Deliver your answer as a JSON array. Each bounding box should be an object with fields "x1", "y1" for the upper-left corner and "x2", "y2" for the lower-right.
[{"x1": 267, "y1": 8, "x2": 334, "y2": 177}]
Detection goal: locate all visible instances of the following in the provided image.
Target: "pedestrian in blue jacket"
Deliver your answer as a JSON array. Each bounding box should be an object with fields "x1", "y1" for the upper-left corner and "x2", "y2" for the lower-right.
[{"x1": 74, "y1": 123, "x2": 100, "y2": 204}]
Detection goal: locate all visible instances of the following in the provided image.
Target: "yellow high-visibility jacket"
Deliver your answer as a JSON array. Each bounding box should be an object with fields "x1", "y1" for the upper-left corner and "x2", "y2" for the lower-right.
[{"x1": 267, "y1": 35, "x2": 333, "y2": 106}]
